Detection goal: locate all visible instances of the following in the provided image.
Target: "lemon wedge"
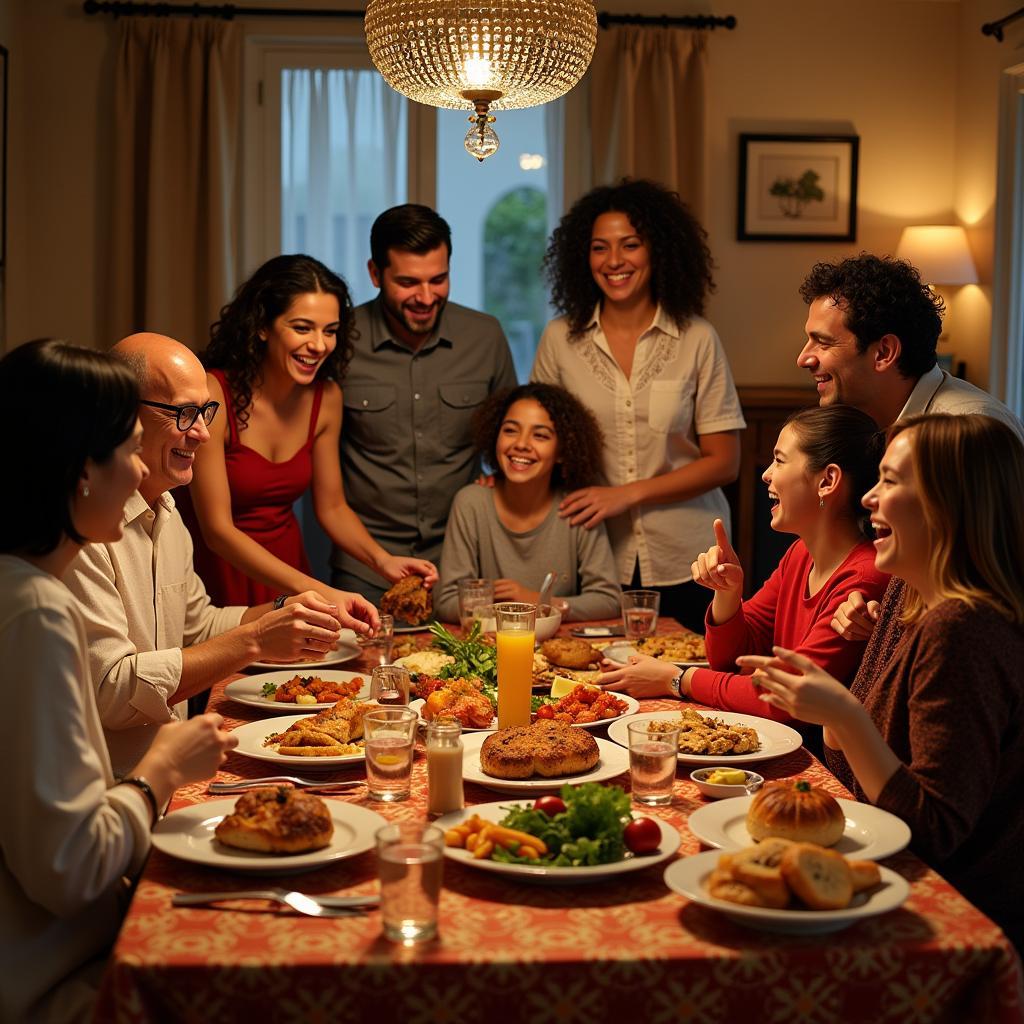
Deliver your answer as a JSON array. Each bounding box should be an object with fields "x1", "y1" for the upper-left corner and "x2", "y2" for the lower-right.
[{"x1": 550, "y1": 675, "x2": 601, "y2": 699}]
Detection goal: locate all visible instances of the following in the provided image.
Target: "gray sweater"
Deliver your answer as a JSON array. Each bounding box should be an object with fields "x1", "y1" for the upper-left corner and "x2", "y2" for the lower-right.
[{"x1": 435, "y1": 485, "x2": 621, "y2": 622}]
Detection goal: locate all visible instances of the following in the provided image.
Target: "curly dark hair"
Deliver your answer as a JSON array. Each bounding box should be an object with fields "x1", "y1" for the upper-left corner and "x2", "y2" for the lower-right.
[
  {"x1": 471, "y1": 383, "x2": 605, "y2": 493},
  {"x1": 203, "y1": 254, "x2": 356, "y2": 429},
  {"x1": 799, "y1": 254, "x2": 944, "y2": 380},
  {"x1": 543, "y1": 178, "x2": 715, "y2": 336}
]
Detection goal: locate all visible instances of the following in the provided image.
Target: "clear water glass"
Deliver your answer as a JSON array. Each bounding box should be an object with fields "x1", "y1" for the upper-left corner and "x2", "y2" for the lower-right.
[
  {"x1": 627, "y1": 721, "x2": 679, "y2": 806},
  {"x1": 621, "y1": 589, "x2": 660, "y2": 644},
  {"x1": 363, "y1": 707, "x2": 417, "y2": 801},
  {"x1": 376, "y1": 822, "x2": 444, "y2": 944}
]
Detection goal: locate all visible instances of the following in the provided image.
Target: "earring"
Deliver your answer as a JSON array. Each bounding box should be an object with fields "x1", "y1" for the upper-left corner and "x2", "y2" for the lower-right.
[
  {"x1": 81, "y1": 484, "x2": 90, "y2": 498},
  {"x1": 819, "y1": 496, "x2": 824, "y2": 508}
]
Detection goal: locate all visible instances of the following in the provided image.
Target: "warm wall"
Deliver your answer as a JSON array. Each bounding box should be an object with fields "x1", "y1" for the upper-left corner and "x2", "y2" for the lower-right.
[{"x1": 1, "y1": 0, "x2": 1014, "y2": 391}]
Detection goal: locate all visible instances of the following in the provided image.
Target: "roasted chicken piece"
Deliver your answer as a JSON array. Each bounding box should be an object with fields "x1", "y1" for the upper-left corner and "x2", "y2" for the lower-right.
[{"x1": 380, "y1": 575, "x2": 432, "y2": 625}]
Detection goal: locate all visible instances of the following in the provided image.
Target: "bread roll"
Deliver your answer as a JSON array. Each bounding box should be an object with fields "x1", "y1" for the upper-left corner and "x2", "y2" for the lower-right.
[
  {"x1": 746, "y1": 779, "x2": 845, "y2": 847},
  {"x1": 779, "y1": 842, "x2": 854, "y2": 910},
  {"x1": 728, "y1": 837, "x2": 794, "y2": 909},
  {"x1": 214, "y1": 787, "x2": 334, "y2": 854}
]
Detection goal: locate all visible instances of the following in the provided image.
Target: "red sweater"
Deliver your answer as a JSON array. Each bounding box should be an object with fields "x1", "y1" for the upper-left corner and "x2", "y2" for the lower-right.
[{"x1": 689, "y1": 539, "x2": 889, "y2": 720}]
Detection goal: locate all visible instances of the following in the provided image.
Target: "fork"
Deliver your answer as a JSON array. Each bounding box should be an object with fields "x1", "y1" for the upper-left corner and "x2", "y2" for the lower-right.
[
  {"x1": 172, "y1": 888, "x2": 379, "y2": 918},
  {"x1": 208, "y1": 777, "x2": 363, "y2": 794}
]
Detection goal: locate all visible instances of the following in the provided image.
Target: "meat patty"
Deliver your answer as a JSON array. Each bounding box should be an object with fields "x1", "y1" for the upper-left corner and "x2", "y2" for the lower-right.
[{"x1": 479, "y1": 720, "x2": 599, "y2": 779}]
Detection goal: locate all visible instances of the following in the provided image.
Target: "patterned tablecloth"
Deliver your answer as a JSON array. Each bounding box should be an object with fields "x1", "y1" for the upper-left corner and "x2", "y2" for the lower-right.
[{"x1": 96, "y1": 626, "x2": 1024, "y2": 1024}]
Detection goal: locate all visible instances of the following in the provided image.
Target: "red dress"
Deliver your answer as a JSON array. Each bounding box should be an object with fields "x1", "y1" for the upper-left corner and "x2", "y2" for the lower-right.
[{"x1": 179, "y1": 369, "x2": 324, "y2": 606}]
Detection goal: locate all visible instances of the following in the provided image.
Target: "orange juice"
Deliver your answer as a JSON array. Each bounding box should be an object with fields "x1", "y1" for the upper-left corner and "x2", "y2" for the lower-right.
[{"x1": 497, "y1": 628, "x2": 535, "y2": 728}]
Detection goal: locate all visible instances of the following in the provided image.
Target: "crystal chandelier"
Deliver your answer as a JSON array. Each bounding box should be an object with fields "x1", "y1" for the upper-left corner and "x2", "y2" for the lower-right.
[{"x1": 364, "y1": 1, "x2": 598, "y2": 161}]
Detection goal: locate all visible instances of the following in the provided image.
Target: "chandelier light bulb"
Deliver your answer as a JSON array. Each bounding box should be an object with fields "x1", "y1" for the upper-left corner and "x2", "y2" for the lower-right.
[
  {"x1": 464, "y1": 55, "x2": 492, "y2": 89},
  {"x1": 465, "y1": 120, "x2": 500, "y2": 162}
]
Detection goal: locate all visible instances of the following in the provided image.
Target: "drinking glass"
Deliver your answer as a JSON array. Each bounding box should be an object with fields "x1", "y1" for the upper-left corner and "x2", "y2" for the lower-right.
[
  {"x1": 621, "y1": 589, "x2": 660, "y2": 645},
  {"x1": 495, "y1": 602, "x2": 536, "y2": 729},
  {"x1": 376, "y1": 821, "x2": 444, "y2": 944},
  {"x1": 457, "y1": 578, "x2": 494, "y2": 632},
  {"x1": 370, "y1": 664, "x2": 410, "y2": 706},
  {"x1": 363, "y1": 613, "x2": 394, "y2": 667},
  {"x1": 627, "y1": 721, "x2": 679, "y2": 806},
  {"x1": 363, "y1": 708, "x2": 417, "y2": 801}
]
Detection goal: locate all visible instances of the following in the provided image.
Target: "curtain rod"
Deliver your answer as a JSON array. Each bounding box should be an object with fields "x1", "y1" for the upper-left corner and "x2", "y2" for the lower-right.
[
  {"x1": 82, "y1": 2, "x2": 737, "y2": 30},
  {"x1": 982, "y1": 5, "x2": 1024, "y2": 41}
]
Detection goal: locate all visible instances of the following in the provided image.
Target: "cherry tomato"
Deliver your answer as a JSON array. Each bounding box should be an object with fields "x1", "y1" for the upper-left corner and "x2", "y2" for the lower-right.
[
  {"x1": 535, "y1": 704, "x2": 556, "y2": 720},
  {"x1": 623, "y1": 817, "x2": 661, "y2": 855},
  {"x1": 534, "y1": 795, "x2": 567, "y2": 817}
]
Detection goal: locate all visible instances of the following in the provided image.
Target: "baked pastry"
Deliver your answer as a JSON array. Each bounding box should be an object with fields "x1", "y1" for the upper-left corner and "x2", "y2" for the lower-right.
[
  {"x1": 728, "y1": 836, "x2": 793, "y2": 909},
  {"x1": 380, "y1": 575, "x2": 432, "y2": 625},
  {"x1": 214, "y1": 787, "x2": 334, "y2": 854},
  {"x1": 707, "y1": 868, "x2": 765, "y2": 907},
  {"x1": 746, "y1": 779, "x2": 845, "y2": 847},
  {"x1": 480, "y1": 720, "x2": 599, "y2": 779},
  {"x1": 849, "y1": 859, "x2": 882, "y2": 893},
  {"x1": 780, "y1": 842, "x2": 854, "y2": 910},
  {"x1": 540, "y1": 637, "x2": 600, "y2": 670},
  {"x1": 265, "y1": 697, "x2": 370, "y2": 755}
]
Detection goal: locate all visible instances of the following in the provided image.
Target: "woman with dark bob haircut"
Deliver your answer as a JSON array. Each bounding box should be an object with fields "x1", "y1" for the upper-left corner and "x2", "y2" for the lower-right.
[
  {"x1": 435, "y1": 383, "x2": 620, "y2": 622},
  {"x1": 600, "y1": 405, "x2": 890, "y2": 754},
  {"x1": 533, "y1": 179, "x2": 746, "y2": 632},
  {"x1": 743, "y1": 414, "x2": 1024, "y2": 951},
  {"x1": 181, "y1": 253, "x2": 436, "y2": 608},
  {"x1": 0, "y1": 340, "x2": 234, "y2": 1022}
]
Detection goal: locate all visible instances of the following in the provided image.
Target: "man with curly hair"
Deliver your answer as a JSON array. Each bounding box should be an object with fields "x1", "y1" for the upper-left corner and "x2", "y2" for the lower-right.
[
  {"x1": 798, "y1": 253, "x2": 1021, "y2": 436},
  {"x1": 332, "y1": 204, "x2": 518, "y2": 606}
]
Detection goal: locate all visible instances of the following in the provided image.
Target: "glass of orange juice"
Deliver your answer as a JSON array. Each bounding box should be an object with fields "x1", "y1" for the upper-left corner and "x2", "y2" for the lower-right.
[{"x1": 494, "y1": 602, "x2": 536, "y2": 729}]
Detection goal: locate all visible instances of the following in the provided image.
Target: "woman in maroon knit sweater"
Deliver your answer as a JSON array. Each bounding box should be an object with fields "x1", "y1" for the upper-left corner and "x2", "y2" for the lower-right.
[
  {"x1": 599, "y1": 406, "x2": 889, "y2": 741},
  {"x1": 743, "y1": 414, "x2": 1024, "y2": 950}
]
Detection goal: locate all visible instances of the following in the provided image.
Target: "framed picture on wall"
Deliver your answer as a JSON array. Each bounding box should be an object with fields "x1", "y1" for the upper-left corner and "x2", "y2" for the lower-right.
[{"x1": 737, "y1": 133, "x2": 859, "y2": 242}]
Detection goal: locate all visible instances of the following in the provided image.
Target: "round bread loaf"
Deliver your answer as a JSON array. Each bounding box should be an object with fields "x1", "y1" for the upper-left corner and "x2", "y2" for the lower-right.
[
  {"x1": 480, "y1": 720, "x2": 599, "y2": 779},
  {"x1": 746, "y1": 779, "x2": 845, "y2": 847},
  {"x1": 214, "y1": 787, "x2": 334, "y2": 854}
]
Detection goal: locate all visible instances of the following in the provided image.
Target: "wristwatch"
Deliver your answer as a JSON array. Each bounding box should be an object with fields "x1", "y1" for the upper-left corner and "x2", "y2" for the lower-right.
[
  {"x1": 668, "y1": 669, "x2": 685, "y2": 699},
  {"x1": 273, "y1": 594, "x2": 289, "y2": 610},
  {"x1": 120, "y1": 775, "x2": 160, "y2": 828}
]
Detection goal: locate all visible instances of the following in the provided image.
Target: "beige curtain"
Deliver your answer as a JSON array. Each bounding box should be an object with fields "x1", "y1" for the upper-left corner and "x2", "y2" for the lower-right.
[
  {"x1": 588, "y1": 27, "x2": 707, "y2": 218},
  {"x1": 107, "y1": 19, "x2": 241, "y2": 351}
]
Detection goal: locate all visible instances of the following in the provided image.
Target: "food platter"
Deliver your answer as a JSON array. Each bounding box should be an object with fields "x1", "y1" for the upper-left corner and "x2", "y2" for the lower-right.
[
  {"x1": 687, "y1": 795, "x2": 911, "y2": 860},
  {"x1": 151, "y1": 798, "x2": 386, "y2": 875},
  {"x1": 461, "y1": 732, "x2": 630, "y2": 793},
  {"x1": 408, "y1": 693, "x2": 641, "y2": 733},
  {"x1": 606, "y1": 710, "x2": 802, "y2": 766},
  {"x1": 225, "y1": 670, "x2": 371, "y2": 713},
  {"x1": 247, "y1": 630, "x2": 361, "y2": 671},
  {"x1": 410, "y1": 698, "x2": 496, "y2": 732},
  {"x1": 231, "y1": 714, "x2": 366, "y2": 770},
  {"x1": 601, "y1": 642, "x2": 709, "y2": 669},
  {"x1": 436, "y1": 801, "x2": 680, "y2": 884},
  {"x1": 664, "y1": 851, "x2": 910, "y2": 935}
]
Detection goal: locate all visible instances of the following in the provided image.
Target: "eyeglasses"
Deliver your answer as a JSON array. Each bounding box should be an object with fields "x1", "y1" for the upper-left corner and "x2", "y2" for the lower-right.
[{"x1": 140, "y1": 399, "x2": 220, "y2": 432}]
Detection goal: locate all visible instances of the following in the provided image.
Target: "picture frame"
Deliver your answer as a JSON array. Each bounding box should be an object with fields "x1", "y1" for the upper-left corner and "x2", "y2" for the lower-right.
[{"x1": 737, "y1": 133, "x2": 859, "y2": 242}]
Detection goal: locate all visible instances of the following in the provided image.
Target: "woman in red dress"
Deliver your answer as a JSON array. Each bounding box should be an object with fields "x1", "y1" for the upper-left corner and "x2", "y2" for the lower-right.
[{"x1": 182, "y1": 254, "x2": 436, "y2": 607}]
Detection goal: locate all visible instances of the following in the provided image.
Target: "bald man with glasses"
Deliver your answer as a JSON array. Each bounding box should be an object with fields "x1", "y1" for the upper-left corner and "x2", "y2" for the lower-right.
[{"x1": 64, "y1": 333, "x2": 377, "y2": 775}]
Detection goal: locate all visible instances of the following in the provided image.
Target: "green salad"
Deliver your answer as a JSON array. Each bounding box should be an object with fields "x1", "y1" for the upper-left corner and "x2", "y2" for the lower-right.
[{"x1": 429, "y1": 622, "x2": 499, "y2": 703}]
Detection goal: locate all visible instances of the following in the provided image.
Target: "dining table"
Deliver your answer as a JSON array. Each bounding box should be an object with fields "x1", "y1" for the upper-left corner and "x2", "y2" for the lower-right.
[{"x1": 95, "y1": 620, "x2": 1024, "y2": 1024}]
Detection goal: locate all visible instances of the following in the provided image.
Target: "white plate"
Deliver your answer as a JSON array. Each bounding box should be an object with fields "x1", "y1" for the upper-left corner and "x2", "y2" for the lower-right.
[
  {"x1": 393, "y1": 621, "x2": 433, "y2": 634},
  {"x1": 247, "y1": 630, "x2": 361, "y2": 671},
  {"x1": 602, "y1": 642, "x2": 709, "y2": 669},
  {"x1": 607, "y1": 710, "x2": 802, "y2": 766},
  {"x1": 664, "y1": 851, "x2": 910, "y2": 934},
  {"x1": 152, "y1": 797, "x2": 386, "y2": 875},
  {"x1": 687, "y1": 795, "x2": 911, "y2": 860},
  {"x1": 231, "y1": 714, "x2": 367, "y2": 770},
  {"x1": 461, "y1": 732, "x2": 630, "y2": 793},
  {"x1": 225, "y1": 670, "x2": 372, "y2": 713},
  {"x1": 409, "y1": 698, "x2": 497, "y2": 732},
  {"x1": 436, "y1": 801, "x2": 680, "y2": 884}
]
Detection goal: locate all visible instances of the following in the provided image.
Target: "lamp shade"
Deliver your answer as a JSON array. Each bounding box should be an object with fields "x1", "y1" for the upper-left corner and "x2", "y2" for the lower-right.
[
  {"x1": 895, "y1": 225, "x2": 979, "y2": 286},
  {"x1": 363, "y1": 0, "x2": 598, "y2": 112}
]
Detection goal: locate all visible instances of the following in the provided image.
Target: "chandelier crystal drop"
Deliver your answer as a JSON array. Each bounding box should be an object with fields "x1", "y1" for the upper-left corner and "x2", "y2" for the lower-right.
[{"x1": 364, "y1": 0, "x2": 598, "y2": 161}]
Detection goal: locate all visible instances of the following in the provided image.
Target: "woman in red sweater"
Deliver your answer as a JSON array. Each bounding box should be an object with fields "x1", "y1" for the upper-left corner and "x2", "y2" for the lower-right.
[
  {"x1": 743, "y1": 414, "x2": 1024, "y2": 950},
  {"x1": 600, "y1": 405, "x2": 889, "y2": 737}
]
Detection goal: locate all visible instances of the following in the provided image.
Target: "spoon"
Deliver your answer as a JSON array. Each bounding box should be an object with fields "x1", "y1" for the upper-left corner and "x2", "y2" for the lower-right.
[{"x1": 537, "y1": 570, "x2": 556, "y2": 612}]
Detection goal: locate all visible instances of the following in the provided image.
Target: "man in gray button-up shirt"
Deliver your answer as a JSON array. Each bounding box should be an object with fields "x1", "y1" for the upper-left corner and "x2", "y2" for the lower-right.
[{"x1": 332, "y1": 205, "x2": 518, "y2": 604}]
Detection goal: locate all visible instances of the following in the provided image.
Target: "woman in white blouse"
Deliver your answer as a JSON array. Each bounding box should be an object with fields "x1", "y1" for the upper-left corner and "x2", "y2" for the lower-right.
[
  {"x1": 532, "y1": 179, "x2": 746, "y2": 632},
  {"x1": 0, "y1": 340, "x2": 236, "y2": 1023}
]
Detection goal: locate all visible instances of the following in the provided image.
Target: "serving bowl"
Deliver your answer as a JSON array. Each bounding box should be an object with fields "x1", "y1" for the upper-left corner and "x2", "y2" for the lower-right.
[
  {"x1": 534, "y1": 605, "x2": 563, "y2": 642},
  {"x1": 690, "y1": 767, "x2": 764, "y2": 800}
]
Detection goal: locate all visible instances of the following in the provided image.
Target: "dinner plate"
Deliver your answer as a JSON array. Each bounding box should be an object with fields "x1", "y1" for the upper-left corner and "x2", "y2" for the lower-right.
[
  {"x1": 436, "y1": 801, "x2": 680, "y2": 884},
  {"x1": 409, "y1": 693, "x2": 641, "y2": 732},
  {"x1": 231, "y1": 714, "x2": 366, "y2": 770},
  {"x1": 687, "y1": 795, "x2": 912, "y2": 860},
  {"x1": 225, "y1": 670, "x2": 371, "y2": 713},
  {"x1": 602, "y1": 642, "x2": 709, "y2": 669},
  {"x1": 247, "y1": 630, "x2": 361, "y2": 671},
  {"x1": 392, "y1": 620, "x2": 433, "y2": 634},
  {"x1": 606, "y1": 710, "x2": 802, "y2": 766},
  {"x1": 461, "y1": 732, "x2": 630, "y2": 793},
  {"x1": 664, "y1": 851, "x2": 910, "y2": 934},
  {"x1": 152, "y1": 798, "x2": 386, "y2": 875}
]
